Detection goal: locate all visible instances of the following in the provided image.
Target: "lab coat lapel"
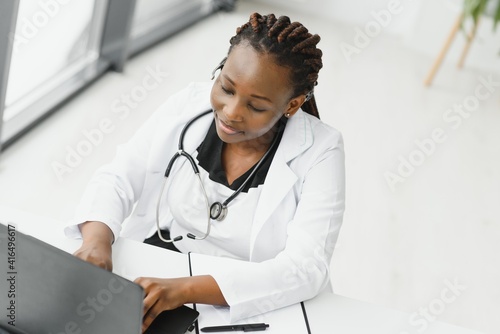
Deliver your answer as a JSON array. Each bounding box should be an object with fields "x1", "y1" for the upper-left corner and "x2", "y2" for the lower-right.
[
  {"x1": 182, "y1": 110, "x2": 214, "y2": 154},
  {"x1": 250, "y1": 110, "x2": 313, "y2": 256}
]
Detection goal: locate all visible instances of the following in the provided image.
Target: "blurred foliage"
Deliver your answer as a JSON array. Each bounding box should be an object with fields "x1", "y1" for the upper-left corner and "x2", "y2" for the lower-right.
[{"x1": 463, "y1": 0, "x2": 500, "y2": 29}]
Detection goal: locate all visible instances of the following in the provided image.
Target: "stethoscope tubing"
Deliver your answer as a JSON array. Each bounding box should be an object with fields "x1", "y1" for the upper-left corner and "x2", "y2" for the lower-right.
[
  {"x1": 156, "y1": 172, "x2": 211, "y2": 242},
  {"x1": 156, "y1": 110, "x2": 213, "y2": 242},
  {"x1": 155, "y1": 109, "x2": 283, "y2": 243}
]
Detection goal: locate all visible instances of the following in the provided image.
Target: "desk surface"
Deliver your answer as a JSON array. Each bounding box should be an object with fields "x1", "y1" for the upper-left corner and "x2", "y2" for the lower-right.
[
  {"x1": 304, "y1": 291, "x2": 484, "y2": 334},
  {"x1": 0, "y1": 206, "x2": 485, "y2": 334}
]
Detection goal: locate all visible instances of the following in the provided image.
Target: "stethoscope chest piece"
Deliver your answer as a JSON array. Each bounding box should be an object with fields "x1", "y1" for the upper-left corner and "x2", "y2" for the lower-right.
[{"x1": 210, "y1": 202, "x2": 228, "y2": 221}]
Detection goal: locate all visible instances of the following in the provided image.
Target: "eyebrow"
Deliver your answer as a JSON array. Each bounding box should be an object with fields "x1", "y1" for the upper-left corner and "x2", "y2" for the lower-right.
[{"x1": 223, "y1": 74, "x2": 273, "y2": 103}]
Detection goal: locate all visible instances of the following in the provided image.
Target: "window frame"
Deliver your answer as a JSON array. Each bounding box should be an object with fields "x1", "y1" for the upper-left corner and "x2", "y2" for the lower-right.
[{"x1": 0, "y1": 0, "x2": 20, "y2": 151}]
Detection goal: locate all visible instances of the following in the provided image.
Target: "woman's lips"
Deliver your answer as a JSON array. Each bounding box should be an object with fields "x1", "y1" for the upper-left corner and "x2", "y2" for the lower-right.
[{"x1": 217, "y1": 115, "x2": 243, "y2": 135}]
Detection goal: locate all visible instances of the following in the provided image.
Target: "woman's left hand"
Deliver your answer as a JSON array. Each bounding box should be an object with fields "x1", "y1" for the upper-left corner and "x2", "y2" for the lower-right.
[
  {"x1": 134, "y1": 277, "x2": 189, "y2": 332},
  {"x1": 135, "y1": 275, "x2": 227, "y2": 332}
]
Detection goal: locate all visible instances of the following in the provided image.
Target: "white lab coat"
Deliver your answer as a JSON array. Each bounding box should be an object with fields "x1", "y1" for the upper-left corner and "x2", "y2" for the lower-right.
[{"x1": 65, "y1": 82, "x2": 345, "y2": 321}]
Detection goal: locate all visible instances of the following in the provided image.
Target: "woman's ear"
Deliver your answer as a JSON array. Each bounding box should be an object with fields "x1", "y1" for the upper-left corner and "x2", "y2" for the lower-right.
[{"x1": 284, "y1": 94, "x2": 306, "y2": 118}]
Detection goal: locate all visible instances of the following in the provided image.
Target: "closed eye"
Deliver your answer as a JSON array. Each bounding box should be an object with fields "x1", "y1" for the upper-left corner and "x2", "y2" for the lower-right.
[
  {"x1": 220, "y1": 80, "x2": 266, "y2": 112},
  {"x1": 249, "y1": 104, "x2": 266, "y2": 112},
  {"x1": 221, "y1": 84, "x2": 233, "y2": 95}
]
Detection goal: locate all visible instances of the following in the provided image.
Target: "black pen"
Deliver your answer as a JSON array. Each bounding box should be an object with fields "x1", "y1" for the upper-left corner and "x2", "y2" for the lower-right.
[{"x1": 200, "y1": 323, "x2": 270, "y2": 332}]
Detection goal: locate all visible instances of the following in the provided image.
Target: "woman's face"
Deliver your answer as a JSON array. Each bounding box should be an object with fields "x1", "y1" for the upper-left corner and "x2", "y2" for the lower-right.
[{"x1": 210, "y1": 43, "x2": 303, "y2": 150}]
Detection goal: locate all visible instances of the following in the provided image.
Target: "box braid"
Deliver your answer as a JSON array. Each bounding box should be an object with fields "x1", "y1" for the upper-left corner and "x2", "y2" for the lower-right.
[{"x1": 229, "y1": 13, "x2": 323, "y2": 119}]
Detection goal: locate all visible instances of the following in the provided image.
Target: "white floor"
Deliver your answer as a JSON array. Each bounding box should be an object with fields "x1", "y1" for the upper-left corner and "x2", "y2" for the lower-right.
[{"x1": 1, "y1": 1, "x2": 499, "y2": 333}]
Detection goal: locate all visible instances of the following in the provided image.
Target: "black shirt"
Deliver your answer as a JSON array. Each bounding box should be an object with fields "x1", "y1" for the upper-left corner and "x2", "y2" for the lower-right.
[{"x1": 196, "y1": 117, "x2": 286, "y2": 193}]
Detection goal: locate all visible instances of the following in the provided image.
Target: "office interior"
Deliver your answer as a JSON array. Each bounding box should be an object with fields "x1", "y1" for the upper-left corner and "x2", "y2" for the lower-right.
[{"x1": 0, "y1": 0, "x2": 499, "y2": 333}]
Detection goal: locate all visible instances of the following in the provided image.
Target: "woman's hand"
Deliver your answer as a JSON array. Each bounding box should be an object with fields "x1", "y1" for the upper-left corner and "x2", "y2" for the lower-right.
[
  {"x1": 135, "y1": 277, "x2": 188, "y2": 332},
  {"x1": 73, "y1": 221, "x2": 114, "y2": 271},
  {"x1": 135, "y1": 275, "x2": 227, "y2": 333},
  {"x1": 73, "y1": 238, "x2": 113, "y2": 271}
]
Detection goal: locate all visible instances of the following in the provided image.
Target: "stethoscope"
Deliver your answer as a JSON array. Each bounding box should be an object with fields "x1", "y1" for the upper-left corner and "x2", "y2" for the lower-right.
[{"x1": 155, "y1": 109, "x2": 283, "y2": 243}]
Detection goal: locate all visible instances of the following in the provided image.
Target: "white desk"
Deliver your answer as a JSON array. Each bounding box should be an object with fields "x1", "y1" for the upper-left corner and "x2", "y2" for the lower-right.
[
  {"x1": 304, "y1": 292, "x2": 484, "y2": 334},
  {"x1": 0, "y1": 206, "x2": 485, "y2": 334},
  {"x1": 189, "y1": 253, "x2": 310, "y2": 333}
]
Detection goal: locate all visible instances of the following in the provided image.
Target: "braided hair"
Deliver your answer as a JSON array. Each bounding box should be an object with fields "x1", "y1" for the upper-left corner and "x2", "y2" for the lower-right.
[{"x1": 228, "y1": 13, "x2": 323, "y2": 118}]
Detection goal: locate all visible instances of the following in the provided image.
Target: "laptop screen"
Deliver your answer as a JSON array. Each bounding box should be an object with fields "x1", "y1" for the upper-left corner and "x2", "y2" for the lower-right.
[{"x1": 0, "y1": 223, "x2": 144, "y2": 334}]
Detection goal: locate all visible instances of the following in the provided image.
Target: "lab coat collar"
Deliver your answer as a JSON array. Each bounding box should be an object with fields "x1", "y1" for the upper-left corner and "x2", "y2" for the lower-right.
[{"x1": 249, "y1": 109, "x2": 313, "y2": 259}]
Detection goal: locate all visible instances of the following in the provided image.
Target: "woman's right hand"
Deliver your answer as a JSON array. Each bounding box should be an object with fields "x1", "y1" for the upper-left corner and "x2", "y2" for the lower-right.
[
  {"x1": 74, "y1": 238, "x2": 113, "y2": 271},
  {"x1": 73, "y1": 221, "x2": 114, "y2": 271}
]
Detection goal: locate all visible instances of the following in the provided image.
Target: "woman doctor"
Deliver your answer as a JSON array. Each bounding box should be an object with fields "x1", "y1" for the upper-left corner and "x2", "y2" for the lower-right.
[{"x1": 67, "y1": 13, "x2": 345, "y2": 332}]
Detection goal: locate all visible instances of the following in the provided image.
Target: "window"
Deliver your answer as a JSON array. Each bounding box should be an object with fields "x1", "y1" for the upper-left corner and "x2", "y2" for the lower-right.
[
  {"x1": 6, "y1": 1, "x2": 99, "y2": 107},
  {"x1": 1, "y1": 0, "x2": 108, "y2": 147},
  {"x1": 0, "y1": 0, "x2": 234, "y2": 149}
]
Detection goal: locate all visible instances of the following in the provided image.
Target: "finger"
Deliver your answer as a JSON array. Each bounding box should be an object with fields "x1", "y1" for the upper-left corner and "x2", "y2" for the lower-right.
[
  {"x1": 142, "y1": 299, "x2": 160, "y2": 333},
  {"x1": 101, "y1": 257, "x2": 113, "y2": 271},
  {"x1": 135, "y1": 278, "x2": 154, "y2": 316},
  {"x1": 72, "y1": 248, "x2": 108, "y2": 269},
  {"x1": 88, "y1": 256, "x2": 110, "y2": 271},
  {"x1": 73, "y1": 248, "x2": 84, "y2": 258},
  {"x1": 142, "y1": 287, "x2": 160, "y2": 317},
  {"x1": 100, "y1": 261, "x2": 112, "y2": 271}
]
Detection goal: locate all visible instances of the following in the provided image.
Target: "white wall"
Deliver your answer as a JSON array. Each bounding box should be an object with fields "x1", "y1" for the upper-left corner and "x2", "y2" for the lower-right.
[
  {"x1": 251, "y1": 0, "x2": 422, "y2": 35},
  {"x1": 404, "y1": 0, "x2": 500, "y2": 74},
  {"x1": 251, "y1": 0, "x2": 500, "y2": 73}
]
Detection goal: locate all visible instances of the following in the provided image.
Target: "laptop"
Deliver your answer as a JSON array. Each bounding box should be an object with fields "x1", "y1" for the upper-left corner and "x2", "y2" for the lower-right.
[{"x1": 0, "y1": 223, "x2": 198, "y2": 334}]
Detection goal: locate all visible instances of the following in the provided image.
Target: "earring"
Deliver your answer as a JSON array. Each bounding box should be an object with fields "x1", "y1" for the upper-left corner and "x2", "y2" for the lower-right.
[
  {"x1": 211, "y1": 57, "x2": 227, "y2": 80},
  {"x1": 285, "y1": 113, "x2": 291, "y2": 118}
]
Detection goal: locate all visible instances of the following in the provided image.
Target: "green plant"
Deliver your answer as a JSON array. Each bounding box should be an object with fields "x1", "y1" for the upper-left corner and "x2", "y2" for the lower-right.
[{"x1": 463, "y1": 0, "x2": 500, "y2": 29}]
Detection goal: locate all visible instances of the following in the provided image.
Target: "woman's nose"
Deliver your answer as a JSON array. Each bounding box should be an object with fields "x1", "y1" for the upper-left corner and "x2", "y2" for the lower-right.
[{"x1": 223, "y1": 100, "x2": 244, "y2": 122}]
